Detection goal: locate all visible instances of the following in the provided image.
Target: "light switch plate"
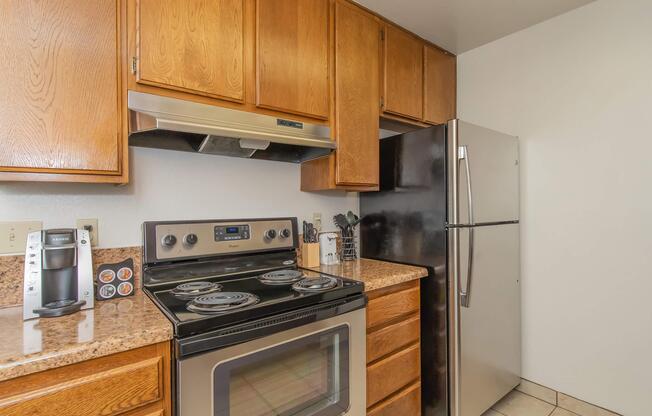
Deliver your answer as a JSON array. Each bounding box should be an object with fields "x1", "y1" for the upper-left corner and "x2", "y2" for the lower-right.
[
  {"x1": 0, "y1": 221, "x2": 43, "y2": 255},
  {"x1": 76, "y1": 218, "x2": 99, "y2": 247}
]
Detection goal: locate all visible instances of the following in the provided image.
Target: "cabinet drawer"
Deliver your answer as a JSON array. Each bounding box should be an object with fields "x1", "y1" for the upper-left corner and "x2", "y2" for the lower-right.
[
  {"x1": 367, "y1": 343, "x2": 420, "y2": 407},
  {"x1": 368, "y1": 382, "x2": 421, "y2": 416},
  {"x1": 367, "y1": 281, "x2": 420, "y2": 329},
  {"x1": 0, "y1": 343, "x2": 169, "y2": 416},
  {"x1": 367, "y1": 314, "x2": 420, "y2": 363}
]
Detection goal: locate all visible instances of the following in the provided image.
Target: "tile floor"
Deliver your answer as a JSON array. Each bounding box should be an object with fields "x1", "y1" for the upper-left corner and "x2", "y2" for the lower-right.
[
  {"x1": 483, "y1": 390, "x2": 560, "y2": 416},
  {"x1": 482, "y1": 389, "x2": 617, "y2": 416}
]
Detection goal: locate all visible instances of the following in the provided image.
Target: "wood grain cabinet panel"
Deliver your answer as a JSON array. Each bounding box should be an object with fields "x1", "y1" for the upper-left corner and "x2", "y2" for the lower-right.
[
  {"x1": 299, "y1": 0, "x2": 380, "y2": 191},
  {"x1": 0, "y1": 0, "x2": 125, "y2": 181},
  {"x1": 366, "y1": 280, "x2": 422, "y2": 413},
  {"x1": 256, "y1": 0, "x2": 329, "y2": 119},
  {"x1": 367, "y1": 314, "x2": 420, "y2": 363},
  {"x1": 137, "y1": 0, "x2": 245, "y2": 102},
  {"x1": 367, "y1": 281, "x2": 420, "y2": 330},
  {"x1": 424, "y1": 45, "x2": 456, "y2": 124},
  {"x1": 333, "y1": 0, "x2": 380, "y2": 186},
  {"x1": 383, "y1": 24, "x2": 423, "y2": 120},
  {"x1": 0, "y1": 342, "x2": 171, "y2": 416},
  {"x1": 367, "y1": 343, "x2": 420, "y2": 407},
  {"x1": 368, "y1": 382, "x2": 421, "y2": 416}
]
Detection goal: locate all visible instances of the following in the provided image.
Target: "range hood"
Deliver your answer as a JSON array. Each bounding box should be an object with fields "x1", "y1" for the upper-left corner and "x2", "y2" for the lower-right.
[{"x1": 127, "y1": 91, "x2": 335, "y2": 163}]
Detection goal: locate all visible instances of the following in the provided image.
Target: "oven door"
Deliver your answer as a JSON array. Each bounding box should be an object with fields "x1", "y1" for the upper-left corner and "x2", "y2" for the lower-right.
[{"x1": 177, "y1": 307, "x2": 366, "y2": 416}]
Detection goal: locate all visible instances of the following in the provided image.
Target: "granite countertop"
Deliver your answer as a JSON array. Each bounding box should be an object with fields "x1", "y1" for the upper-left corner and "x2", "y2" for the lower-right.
[
  {"x1": 0, "y1": 290, "x2": 172, "y2": 382},
  {"x1": 301, "y1": 258, "x2": 428, "y2": 292}
]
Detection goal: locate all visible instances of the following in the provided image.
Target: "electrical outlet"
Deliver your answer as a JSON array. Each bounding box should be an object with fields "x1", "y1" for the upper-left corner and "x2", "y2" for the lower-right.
[
  {"x1": 76, "y1": 218, "x2": 99, "y2": 247},
  {"x1": 313, "y1": 212, "x2": 322, "y2": 232},
  {"x1": 0, "y1": 221, "x2": 43, "y2": 254}
]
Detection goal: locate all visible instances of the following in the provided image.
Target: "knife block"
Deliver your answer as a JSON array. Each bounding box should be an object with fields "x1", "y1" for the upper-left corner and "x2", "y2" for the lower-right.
[{"x1": 301, "y1": 242, "x2": 320, "y2": 268}]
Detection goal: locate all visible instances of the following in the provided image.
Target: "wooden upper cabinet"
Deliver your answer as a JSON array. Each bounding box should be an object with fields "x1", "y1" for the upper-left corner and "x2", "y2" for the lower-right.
[
  {"x1": 300, "y1": 0, "x2": 379, "y2": 191},
  {"x1": 256, "y1": 0, "x2": 330, "y2": 119},
  {"x1": 424, "y1": 45, "x2": 456, "y2": 124},
  {"x1": 333, "y1": 0, "x2": 379, "y2": 185},
  {"x1": 0, "y1": 0, "x2": 125, "y2": 182},
  {"x1": 137, "y1": 0, "x2": 245, "y2": 102},
  {"x1": 383, "y1": 24, "x2": 423, "y2": 121}
]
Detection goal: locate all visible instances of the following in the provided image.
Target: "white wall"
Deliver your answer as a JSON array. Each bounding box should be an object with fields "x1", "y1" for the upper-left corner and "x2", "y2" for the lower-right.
[
  {"x1": 458, "y1": 0, "x2": 652, "y2": 414},
  {"x1": 0, "y1": 147, "x2": 357, "y2": 251}
]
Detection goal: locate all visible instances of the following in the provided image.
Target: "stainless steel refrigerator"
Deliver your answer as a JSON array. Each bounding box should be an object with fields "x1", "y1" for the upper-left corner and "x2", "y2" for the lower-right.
[{"x1": 360, "y1": 119, "x2": 521, "y2": 416}]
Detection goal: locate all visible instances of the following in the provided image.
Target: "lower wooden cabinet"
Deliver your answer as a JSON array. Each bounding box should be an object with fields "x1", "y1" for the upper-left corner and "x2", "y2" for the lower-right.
[
  {"x1": 368, "y1": 382, "x2": 421, "y2": 416},
  {"x1": 0, "y1": 342, "x2": 171, "y2": 416},
  {"x1": 366, "y1": 280, "x2": 422, "y2": 415}
]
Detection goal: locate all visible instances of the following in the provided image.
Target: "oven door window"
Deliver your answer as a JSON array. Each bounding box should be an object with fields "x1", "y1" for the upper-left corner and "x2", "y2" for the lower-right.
[{"x1": 213, "y1": 324, "x2": 350, "y2": 416}]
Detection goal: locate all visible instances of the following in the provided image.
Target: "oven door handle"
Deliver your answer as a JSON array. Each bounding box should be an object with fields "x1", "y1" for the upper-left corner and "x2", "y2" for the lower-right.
[{"x1": 176, "y1": 295, "x2": 367, "y2": 358}]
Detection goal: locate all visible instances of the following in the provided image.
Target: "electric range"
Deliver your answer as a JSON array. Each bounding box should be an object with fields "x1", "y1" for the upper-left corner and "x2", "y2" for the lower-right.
[{"x1": 141, "y1": 218, "x2": 367, "y2": 416}]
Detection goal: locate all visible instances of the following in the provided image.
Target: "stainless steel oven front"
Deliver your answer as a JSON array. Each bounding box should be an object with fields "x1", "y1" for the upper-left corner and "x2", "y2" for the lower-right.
[{"x1": 176, "y1": 305, "x2": 366, "y2": 416}]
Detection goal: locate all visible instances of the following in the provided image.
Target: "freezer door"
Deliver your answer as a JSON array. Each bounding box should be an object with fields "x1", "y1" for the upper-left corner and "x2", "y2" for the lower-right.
[
  {"x1": 458, "y1": 223, "x2": 521, "y2": 416},
  {"x1": 452, "y1": 120, "x2": 519, "y2": 225}
]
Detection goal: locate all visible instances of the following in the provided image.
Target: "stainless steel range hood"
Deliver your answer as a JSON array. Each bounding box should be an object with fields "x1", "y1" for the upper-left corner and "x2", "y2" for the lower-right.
[{"x1": 127, "y1": 91, "x2": 335, "y2": 163}]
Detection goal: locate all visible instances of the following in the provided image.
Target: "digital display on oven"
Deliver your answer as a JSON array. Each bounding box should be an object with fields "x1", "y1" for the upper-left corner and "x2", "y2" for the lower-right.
[{"x1": 214, "y1": 225, "x2": 250, "y2": 241}]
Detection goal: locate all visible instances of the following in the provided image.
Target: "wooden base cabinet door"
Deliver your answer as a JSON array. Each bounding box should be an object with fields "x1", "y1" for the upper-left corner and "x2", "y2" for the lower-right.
[
  {"x1": 0, "y1": 342, "x2": 171, "y2": 416},
  {"x1": 256, "y1": 0, "x2": 330, "y2": 120},
  {"x1": 0, "y1": 0, "x2": 126, "y2": 183},
  {"x1": 333, "y1": 0, "x2": 379, "y2": 186},
  {"x1": 136, "y1": 0, "x2": 245, "y2": 102},
  {"x1": 423, "y1": 45, "x2": 456, "y2": 125}
]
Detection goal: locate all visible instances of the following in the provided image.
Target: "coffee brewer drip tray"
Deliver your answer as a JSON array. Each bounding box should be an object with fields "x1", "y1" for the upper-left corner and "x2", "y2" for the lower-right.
[{"x1": 33, "y1": 300, "x2": 86, "y2": 318}]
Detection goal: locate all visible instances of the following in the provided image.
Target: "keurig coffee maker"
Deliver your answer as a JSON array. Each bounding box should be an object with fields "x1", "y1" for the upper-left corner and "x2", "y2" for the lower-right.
[{"x1": 23, "y1": 229, "x2": 94, "y2": 320}]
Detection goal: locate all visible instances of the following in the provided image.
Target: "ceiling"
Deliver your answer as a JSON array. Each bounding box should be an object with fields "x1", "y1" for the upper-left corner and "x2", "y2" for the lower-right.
[{"x1": 354, "y1": 0, "x2": 595, "y2": 54}]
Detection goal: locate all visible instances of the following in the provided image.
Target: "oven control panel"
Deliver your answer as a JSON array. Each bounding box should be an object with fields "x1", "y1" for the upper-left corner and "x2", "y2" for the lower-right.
[
  {"x1": 214, "y1": 225, "x2": 250, "y2": 241},
  {"x1": 144, "y1": 218, "x2": 297, "y2": 263}
]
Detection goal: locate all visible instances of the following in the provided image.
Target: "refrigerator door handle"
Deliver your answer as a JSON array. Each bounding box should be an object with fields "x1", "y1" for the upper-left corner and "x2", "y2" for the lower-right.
[
  {"x1": 458, "y1": 145, "x2": 475, "y2": 308},
  {"x1": 461, "y1": 227, "x2": 474, "y2": 307}
]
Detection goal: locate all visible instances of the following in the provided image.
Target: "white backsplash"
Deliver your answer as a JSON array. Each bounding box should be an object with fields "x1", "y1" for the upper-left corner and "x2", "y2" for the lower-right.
[{"x1": 0, "y1": 147, "x2": 358, "y2": 252}]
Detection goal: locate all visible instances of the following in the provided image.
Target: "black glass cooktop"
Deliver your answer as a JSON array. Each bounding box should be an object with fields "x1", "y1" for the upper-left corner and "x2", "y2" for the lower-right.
[{"x1": 145, "y1": 268, "x2": 364, "y2": 338}]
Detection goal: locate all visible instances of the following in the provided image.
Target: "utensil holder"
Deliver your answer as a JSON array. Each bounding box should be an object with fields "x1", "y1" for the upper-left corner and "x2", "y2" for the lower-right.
[
  {"x1": 302, "y1": 242, "x2": 320, "y2": 268},
  {"x1": 340, "y1": 235, "x2": 357, "y2": 261}
]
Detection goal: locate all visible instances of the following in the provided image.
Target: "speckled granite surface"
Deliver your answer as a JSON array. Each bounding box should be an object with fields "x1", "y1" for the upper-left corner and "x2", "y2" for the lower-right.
[
  {"x1": 0, "y1": 290, "x2": 172, "y2": 382},
  {"x1": 0, "y1": 246, "x2": 142, "y2": 308},
  {"x1": 301, "y1": 258, "x2": 428, "y2": 292}
]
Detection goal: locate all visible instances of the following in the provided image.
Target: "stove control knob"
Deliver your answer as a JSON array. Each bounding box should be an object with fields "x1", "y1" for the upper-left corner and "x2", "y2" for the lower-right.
[
  {"x1": 161, "y1": 234, "x2": 177, "y2": 247},
  {"x1": 264, "y1": 229, "x2": 277, "y2": 241},
  {"x1": 279, "y1": 228, "x2": 291, "y2": 239},
  {"x1": 184, "y1": 233, "x2": 198, "y2": 246}
]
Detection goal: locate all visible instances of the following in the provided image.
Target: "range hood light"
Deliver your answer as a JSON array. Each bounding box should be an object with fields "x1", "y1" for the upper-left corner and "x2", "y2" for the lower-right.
[{"x1": 240, "y1": 139, "x2": 270, "y2": 150}]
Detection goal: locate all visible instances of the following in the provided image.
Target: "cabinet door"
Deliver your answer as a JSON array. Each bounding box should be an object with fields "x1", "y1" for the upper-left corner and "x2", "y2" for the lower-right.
[
  {"x1": 256, "y1": 0, "x2": 329, "y2": 119},
  {"x1": 137, "y1": 0, "x2": 245, "y2": 102},
  {"x1": 0, "y1": 0, "x2": 123, "y2": 178},
  {"x1": 424, "y1": 45, "x2": 456, "y2": 124},
  {"x1": 383, "y1": 24, "x2": 423, "y2": 120},
  {"x1": 0, "y1": 342, "x2": 171, "y2": 416},
  {"x1": 334, "y1": 0, "x2": 379, "y2": 186}
]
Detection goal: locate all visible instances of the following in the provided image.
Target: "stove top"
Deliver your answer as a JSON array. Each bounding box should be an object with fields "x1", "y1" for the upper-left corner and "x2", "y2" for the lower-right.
[
  {"x1": 141, "y1": 218, "x2": 364, "y2": 338},
  {"x1": 146, "y1": 267, "x2": 362, "y2": 337}
]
